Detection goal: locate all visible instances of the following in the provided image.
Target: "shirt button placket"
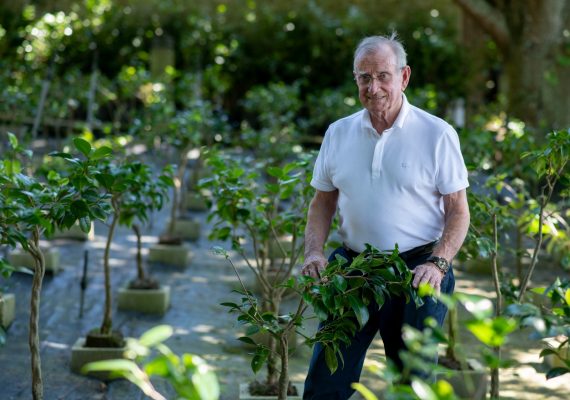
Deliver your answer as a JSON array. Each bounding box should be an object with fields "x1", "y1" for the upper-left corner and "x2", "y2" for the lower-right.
[{"x1": 371, "y1": 131, "x2": 389, "y2": 179}]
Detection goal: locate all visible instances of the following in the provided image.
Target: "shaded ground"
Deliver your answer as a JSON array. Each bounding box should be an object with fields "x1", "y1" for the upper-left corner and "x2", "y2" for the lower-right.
[{"x1": 1, "y1": 199, "x2": 569, "y2": 399}]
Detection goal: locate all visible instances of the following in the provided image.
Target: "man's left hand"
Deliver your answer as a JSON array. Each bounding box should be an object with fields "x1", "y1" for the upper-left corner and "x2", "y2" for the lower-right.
[{"x1": 412, "y1": 263, "x2": 444, "y2": 293}]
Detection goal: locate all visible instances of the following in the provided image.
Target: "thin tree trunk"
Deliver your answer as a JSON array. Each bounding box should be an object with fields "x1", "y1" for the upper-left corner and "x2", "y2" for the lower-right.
[
  {"x1": 518, "y1": 178, "x2": 557, "y2": 301},
  {"x1": 490, "y1": 214, "x2": 501, "y2": 398},
  {"x1": 265, "y1": 294, "x2": 279, "y2": 386},
  {"x1": 101, "y1": 205, "x2": 119, "y2": 335},
  {"x1": 86, "y1": 49, "x2": 98, "y2": 132},
  {"x1": 277, "y1": 334, "x2": 289, "y2": 400},
  {"x1": 31, "y1": 59, "x2": 55, "y2": 139},
  {"x1": 168, "y1": 145, "x2": 191, "y2": 236},
  {"x1": 132, "y1": 224, "x2": 144, "y2": 280},
  {"x1": 29, "y1": 229, "x2": 45, "y2": 400},
  {"x1": 445, "y1": 307, "x2": 458, "y2": 361}
]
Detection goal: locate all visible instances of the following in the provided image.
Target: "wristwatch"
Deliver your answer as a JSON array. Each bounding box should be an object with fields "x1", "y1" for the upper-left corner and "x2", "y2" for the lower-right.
[{"x1": 427, "y1": 256, "x2": 450, "y2": 274}]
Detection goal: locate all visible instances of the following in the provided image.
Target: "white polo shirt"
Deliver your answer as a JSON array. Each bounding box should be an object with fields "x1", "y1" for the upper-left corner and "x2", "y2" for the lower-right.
[{"x1": 311, "y1": 95, "x2": 469, "y2": 253}]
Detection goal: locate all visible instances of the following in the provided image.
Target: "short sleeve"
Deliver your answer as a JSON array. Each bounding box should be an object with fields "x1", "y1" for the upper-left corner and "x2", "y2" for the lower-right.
[
  {"x1": 435, "y1": 126, "x2": 469, "y2": 195},
  {"x1": 310, "y1": 128, "x2": 337, "y2": 192}
]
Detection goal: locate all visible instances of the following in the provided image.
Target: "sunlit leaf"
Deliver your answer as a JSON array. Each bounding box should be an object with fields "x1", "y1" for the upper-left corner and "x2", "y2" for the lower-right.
[
  {"x1": 139, "y1": 325, "x2": 173, "y2": 347},
  {"x1": 351, "y1": 382, "x2": 378, "y2": 400}
]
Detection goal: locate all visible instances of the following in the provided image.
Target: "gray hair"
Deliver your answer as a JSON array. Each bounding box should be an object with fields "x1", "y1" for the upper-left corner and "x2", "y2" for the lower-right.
[{"x1": 353, "y1": 32, "x2": 407, "y2": 71}]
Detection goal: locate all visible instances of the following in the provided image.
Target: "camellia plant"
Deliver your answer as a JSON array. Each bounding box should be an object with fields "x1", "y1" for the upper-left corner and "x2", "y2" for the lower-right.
[
  {"x1": 116, "y1": 162, "x2": 173, "y2": 290},
  {"x1": 201, "y1": 150, "x2": 314, "y2": 397},
  {"x1": 0, "y1": 134, "x2": 113, "y2": 400},
  {"x1": 161, "y1": 102, "x2": 217, "y2": 241},
  {"x1": 74, "y1": 155, "x2": 172, "y2": 345},
  {"x1": 217, "y1": 244, "x2": 424, "y2": 400}
]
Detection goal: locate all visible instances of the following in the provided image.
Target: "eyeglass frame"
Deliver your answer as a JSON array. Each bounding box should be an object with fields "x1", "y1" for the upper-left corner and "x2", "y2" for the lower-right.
[{"x1": 353, "y1": 66, "x2": 407, "y2": 87}]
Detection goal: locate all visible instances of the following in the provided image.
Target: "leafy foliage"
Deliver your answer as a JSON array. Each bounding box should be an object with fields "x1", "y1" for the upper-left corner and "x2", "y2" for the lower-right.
[
  {"x1": 220, "y1": 244, "x2": 424, "y2": 378},
  {"x1": 506, "y1": 278, "x2": 570, "y2": 379},
  {"x1": 82, "y1": 325, "x2": 220, "y2": 400},
  {"x1": 303, "y1": 245, "x2": 424, "y2": 374}
]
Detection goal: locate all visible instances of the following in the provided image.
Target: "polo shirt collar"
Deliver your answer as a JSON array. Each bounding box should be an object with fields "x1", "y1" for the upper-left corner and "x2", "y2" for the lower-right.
[{"x1": 361, "y1": 93, "x2": 411, "y2": 133}]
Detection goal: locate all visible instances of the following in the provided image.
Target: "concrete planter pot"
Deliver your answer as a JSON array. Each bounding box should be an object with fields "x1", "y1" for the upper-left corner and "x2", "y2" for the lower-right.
[
  {"x1": 7, "y1": 247, "x2": 61, "y2": 274},
  {"x1": 169, "y1": 218, "x2": 201, "y2": 241},
  {"x1": 117, "y1": 285, "x2": 170, "y2": 315},
  {"x1": 50, "y1": 221, "x2": 94, "y2": 241},
  {"x1": 182, "y1": 190, "x2": 209, "y2": 212},
  {"x1": 70, "y1": 337, "x2": 128, "y2": 380},
  {"x1": 239, "y1": 382, "x2": 303, "y2": 400},
  {"x1": 0, "y1": 293, "x2": 16, "y2": 329},
  {"x1": 148, "y1": 243, "x2": 193, "y2": 268},
  {"x1": 435, "y1": 360, "x2": 488, "y2": 400}
]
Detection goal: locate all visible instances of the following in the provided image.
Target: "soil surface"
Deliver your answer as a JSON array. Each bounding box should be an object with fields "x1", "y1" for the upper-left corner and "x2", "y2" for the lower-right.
[{"x1": 1, "y1": 183, "x2": 569, "y2": 399}]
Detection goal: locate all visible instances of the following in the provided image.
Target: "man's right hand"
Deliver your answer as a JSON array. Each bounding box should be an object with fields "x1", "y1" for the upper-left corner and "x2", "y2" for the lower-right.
[{"x1": 301, "y1": 253, "x2": 328, "y2": 279}]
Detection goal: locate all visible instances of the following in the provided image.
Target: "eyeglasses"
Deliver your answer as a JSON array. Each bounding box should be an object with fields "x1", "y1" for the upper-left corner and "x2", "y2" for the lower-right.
[{"x1": 354, "y1": 68, "x2": 404, "y2": 87}]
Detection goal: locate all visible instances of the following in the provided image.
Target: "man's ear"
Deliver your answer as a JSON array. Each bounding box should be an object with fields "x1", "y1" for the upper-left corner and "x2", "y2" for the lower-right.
[{"x1": 401, "y1": 65, "x2": 411, "y2": 91}]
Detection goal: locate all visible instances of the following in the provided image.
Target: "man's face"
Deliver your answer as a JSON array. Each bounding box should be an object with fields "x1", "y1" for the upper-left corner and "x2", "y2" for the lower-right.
[{"x1": 354, "y1": 46, "x2": 410, "y2": 118}]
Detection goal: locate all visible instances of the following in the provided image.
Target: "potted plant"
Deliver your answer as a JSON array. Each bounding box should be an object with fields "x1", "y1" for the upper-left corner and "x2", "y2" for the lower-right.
[
  {"x1": 148, "y1": 104, "x2": 215, "y2": 267},
  {"x1": 203, "y1": 149, "x2": 424, "y2": 398},
  {"x1": 0, "y1": 260, "x2": 19, "y2": 331},
  {"x1": 0, "y1": 135, "x2": 113, "y2": 399},
  {"x1": 239, "y1": 82, "x2": 303, "y2": 168},
  {"x1": 201, "y1": 150, "x2": 312, "y2": 398},
  {"x1": 218, "y1": 243, "x2": 423, "y2": 400},
  {"x1": 162, "y1": 103, "x2": 215, "y2": 241},
  {"x1": 69, "y1": 153, "x2": 168, "y2": 374},
  {"x1": 7, "y1": 245, "x2": 61, "y2": 274},
  {"x1": 82, "y1": 324, "x2": 220, "y2": 400},
  {"x1": 116, "y1": 163, "x2": 174, "y2": 315}
]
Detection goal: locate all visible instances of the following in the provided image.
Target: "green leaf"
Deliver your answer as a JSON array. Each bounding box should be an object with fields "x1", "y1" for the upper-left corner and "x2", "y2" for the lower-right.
[
  {"x1": 191, "y1": 369, "x2": 220, "y2": 400},
  {"x1": 8, "y1": 132, "x2": 18, "y2": 148},
  {"x1": 81, "y1": 359, "x2": 137, "y2": 375},
  {"x1": 245, "y1": 325, "x2": 260, "y2": 336},
  {"x1": 139, "y1": 325, "x2": 173, "y2": 347},
  {"x1": 565, "y1": 289, "x2": 570, "y2": 306},
  {"x1": 466, "y1": 317, "x2": 517, "y2": 347},
  {"x1": 546, "y1": 367, "x2": 569, "y2": 380},
  {"x1": 266, "y1": 166, "x2": 283, "y2": 178},
  {"x1": 73, "y1": 137, "x2": 92, "y2": 157},
  {"x1": 351, "y1": 383, "x2": 378, "y2": 400},
  {"x1": 79, "y1": 216, "x2": 91, "y2": 233},
  {"x1": 539, "y1": 348, "x2": 559, "y2": 358},
  {"x1": 237, "y1": 336, "x2": 256, "y2": 345},
  {"x1": 410, "y1": 379, "x2": 439, "y2": 400},
  {"x1": 251, "y1": 347, "x2": 269, "y2": 374},
  {"x1": 418, "y1": 283, "x2": 435, "y2": 297},
  {"x1": 91, "y1": 146, "x2": 113, "y2": 160},
  {"x1": 324, "y1": 346, "x2": 338, "y2": 374},
  {"x1": 144, "y1": 355, "x2": 171, "y2": 377},
  {"x1": 348, "y1": 295, "x2": 369, "y2": 329}
]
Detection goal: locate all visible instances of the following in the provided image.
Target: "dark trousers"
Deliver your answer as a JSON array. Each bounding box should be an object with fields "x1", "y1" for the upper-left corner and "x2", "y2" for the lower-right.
[{"x1": 303, "y1": 246, "x2": 455, "y2": 400}]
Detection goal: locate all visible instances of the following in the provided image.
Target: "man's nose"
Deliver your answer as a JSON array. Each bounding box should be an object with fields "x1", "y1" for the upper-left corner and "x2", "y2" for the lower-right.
[{"x1": 367, "y1": 78, "x2": 380, "y2": 93}]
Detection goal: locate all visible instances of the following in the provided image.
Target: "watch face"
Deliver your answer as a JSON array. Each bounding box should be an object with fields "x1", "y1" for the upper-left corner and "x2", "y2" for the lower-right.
[{"x1": 428, "y1": 256, "x2": 449, "y2": 272}]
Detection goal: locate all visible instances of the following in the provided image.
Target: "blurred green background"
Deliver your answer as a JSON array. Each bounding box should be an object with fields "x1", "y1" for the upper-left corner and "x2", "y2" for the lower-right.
[{"x1": 0, "y1": 0, "x2": 568, "y2": 144}]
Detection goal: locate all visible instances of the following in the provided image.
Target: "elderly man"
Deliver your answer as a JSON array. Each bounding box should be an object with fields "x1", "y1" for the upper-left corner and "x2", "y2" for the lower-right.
[{"x1": 301, "y1": 33, "x2": 470, "y2": 399}]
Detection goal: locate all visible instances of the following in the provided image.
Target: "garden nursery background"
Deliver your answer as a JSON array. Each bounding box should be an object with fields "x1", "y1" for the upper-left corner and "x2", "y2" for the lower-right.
[{"x1": 0, "y1": 1, "x2": 569, "y2": 400}]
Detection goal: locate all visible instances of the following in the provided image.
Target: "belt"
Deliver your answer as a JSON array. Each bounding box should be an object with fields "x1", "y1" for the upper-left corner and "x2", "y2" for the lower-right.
[{"x1": 343, "y1": 240, "x2": 438, "y2": 261}]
